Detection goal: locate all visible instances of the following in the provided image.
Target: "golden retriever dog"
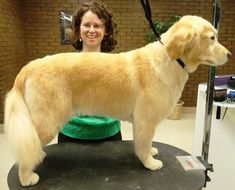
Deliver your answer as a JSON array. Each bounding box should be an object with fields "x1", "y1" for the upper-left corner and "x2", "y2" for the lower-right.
[{"x1": 5, "y1": 15, "x2": 231, "y2": 186}]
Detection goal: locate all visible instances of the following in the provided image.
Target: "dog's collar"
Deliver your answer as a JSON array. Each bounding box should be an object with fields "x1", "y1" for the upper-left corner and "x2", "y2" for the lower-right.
[{"x1": 176, "y1": 58, "x2": 185, "y2": 69}]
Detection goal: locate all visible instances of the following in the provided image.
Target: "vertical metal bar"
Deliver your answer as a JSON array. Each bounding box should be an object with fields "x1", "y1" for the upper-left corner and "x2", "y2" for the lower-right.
[
  {"x1": 201, "y1": 0, "x2": 221, "y2": 162},
  {"x1": 202, "y1": 66, "x2": 216, "y2": 161}
]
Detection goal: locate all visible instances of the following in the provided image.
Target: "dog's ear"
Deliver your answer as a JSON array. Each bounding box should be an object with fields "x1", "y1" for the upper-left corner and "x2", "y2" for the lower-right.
[{"x1": 165, "y1": 25, "x2": 195, "y2": 60}]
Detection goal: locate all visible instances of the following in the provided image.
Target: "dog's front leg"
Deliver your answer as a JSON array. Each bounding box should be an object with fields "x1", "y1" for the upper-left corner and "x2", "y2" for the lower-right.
[
  {"x1": 133, "y1": 122, "x2": 163, "y2": 170},
  {"x1": 151, "y1": 147, "x2": 159, "y2": 156}
]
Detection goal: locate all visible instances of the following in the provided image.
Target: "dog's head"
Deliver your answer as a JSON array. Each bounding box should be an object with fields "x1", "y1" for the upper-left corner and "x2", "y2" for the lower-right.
[{"x1": 163, "y1": 15, "x2": 231, "y2": 73}]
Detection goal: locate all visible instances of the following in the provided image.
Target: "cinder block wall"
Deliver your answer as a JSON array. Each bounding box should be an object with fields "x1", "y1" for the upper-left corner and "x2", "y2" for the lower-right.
[
  {"x1": 0, "y1": 0, "x2": 26, "y2": 124},
  {"x1": 0, "y1": 0, "x2": 234, "y2": 123}
]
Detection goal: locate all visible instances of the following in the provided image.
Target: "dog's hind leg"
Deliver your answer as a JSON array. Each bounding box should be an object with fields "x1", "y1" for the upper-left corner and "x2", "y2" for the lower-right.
[
  {"x1": 14, "y1": 123, "x2": 46, "y2": 187},
  {"x1": 133, "y1": 118, "x2": 163, "y2": 171},
  {"x1": 18, "y1": 162, "x2": 42, "y2": 186},
  {"x1": 19, "y1": 169, "x2": 39, "y2": 186},
  {"x1": 5, "y1": 88, "x2": 47, "y2": 186},
  {"x1": 17, "y1": 113, "x2": 65, "y2": 186}
]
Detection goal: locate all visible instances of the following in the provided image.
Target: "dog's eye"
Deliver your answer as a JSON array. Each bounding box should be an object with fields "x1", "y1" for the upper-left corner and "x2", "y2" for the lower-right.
[{"x1": 211, "y1": 36, "x2": 215, "y2": 40}]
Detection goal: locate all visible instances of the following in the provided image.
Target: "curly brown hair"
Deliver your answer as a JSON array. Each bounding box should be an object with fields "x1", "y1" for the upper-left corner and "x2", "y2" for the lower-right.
[{"x1": 72, "y1": 1, "x2": 118, "y2": 52}]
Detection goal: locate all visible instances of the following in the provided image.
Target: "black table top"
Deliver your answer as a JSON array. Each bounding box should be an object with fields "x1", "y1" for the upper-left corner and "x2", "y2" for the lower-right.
[{"x1": 8, "y1": 141, "x2": 205, "y2": 190}]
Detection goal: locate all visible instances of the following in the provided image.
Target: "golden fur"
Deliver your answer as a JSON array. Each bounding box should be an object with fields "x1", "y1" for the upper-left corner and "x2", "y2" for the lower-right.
[{"x1": 4, "y1": 15, "x2": 230, "y2": 186}]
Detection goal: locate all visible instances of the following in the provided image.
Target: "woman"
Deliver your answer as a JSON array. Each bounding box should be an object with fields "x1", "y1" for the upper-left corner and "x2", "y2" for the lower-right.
[{"x1": 58, "y1": 1, "x2": 122, "y2": 143}]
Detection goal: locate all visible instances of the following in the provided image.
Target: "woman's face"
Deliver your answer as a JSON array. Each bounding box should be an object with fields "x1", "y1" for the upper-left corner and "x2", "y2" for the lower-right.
[{"x1": 80, "y1": 10, "x2": 105, "y2": 52}]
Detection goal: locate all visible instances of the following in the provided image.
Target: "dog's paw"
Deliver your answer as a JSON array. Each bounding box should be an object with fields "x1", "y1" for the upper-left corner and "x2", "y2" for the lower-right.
[
  {"x1": 151, "y1": 147, "x2": 158, "y2": 156},
  {"x1": 143, "y1": 156, "x2": 163, "y2": 171},
  {"x1": 20, "y1": 172, "x2": 39, "y2": 186}
]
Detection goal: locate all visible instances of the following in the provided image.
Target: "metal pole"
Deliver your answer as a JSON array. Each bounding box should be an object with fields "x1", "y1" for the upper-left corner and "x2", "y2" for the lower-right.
[{"x1": 201, "y1": 0, "x2": 221, "y2": 162}]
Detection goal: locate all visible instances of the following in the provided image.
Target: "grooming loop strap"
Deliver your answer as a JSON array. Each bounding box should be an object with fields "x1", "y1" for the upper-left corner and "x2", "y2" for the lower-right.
[
  {"x1": 140, "y1": 0, "x2": 185, "y2": 69},
  {"x1": 140, "y1": 0, "x2": 163, "y2": 44}
]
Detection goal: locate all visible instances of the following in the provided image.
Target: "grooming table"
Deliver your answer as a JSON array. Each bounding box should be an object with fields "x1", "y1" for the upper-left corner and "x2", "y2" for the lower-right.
[{"x1": 8, "y1": 141, "x2": 205, "y2": 190}]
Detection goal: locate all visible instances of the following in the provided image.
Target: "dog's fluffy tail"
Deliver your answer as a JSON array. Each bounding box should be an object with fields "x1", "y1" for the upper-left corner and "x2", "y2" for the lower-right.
[{"x1": 4, "y1": 73, "x2": 44, "y2": 169}]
